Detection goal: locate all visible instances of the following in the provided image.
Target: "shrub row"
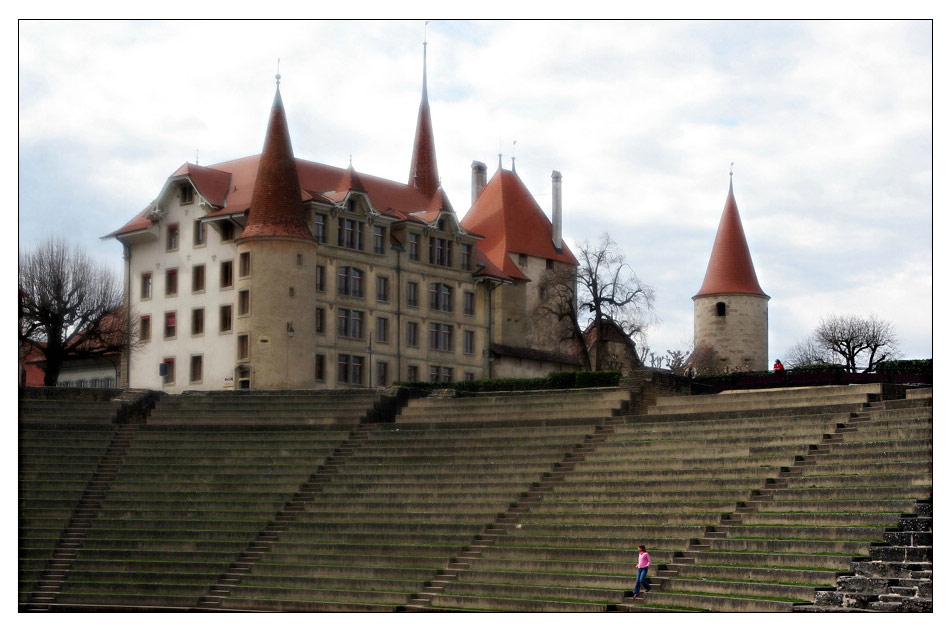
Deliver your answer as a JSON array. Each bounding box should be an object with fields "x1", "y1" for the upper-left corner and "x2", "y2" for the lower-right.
[
  {"x1": 876, "y1": 359, "x2": 932, "y2": 377},
  {"x1": 394, "y1": 371, "x2": 622, "y2": 393}
]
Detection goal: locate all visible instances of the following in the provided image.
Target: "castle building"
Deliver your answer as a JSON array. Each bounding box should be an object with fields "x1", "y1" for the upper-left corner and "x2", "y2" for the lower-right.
[
  {"x1": 108, "y1": 50, "x2": 577, "y2": 392},
  {"x1": 691, "y1": 174, "x2": 769, "y2": 373}
]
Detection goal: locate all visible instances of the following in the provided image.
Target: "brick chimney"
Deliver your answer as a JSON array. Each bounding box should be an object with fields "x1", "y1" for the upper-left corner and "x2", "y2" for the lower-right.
[
  {"x1": 551, "y1": 170, "x2": 563, "y2": 251},
  {"x1": 471, "y1": 161, "x2": 487, "y2": 205}
]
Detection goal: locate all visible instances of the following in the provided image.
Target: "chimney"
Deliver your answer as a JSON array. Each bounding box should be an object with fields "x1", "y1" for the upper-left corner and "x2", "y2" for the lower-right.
[
  {"x1": 471, "y1": 161, "x2": 487, "y2": 205},
  {"x1": 551, "y1": 170, "x2": 563, "y2": 251}
]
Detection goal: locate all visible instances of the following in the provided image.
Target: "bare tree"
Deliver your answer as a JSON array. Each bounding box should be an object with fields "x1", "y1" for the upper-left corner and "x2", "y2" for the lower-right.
[
  {"x1": 787, "y1": 314, "x2": 900, "y2": 373},
  {"x1": 19, "y1": 238, "x2": 131, "y2": 386},
  {"x1": 536, "y1": 262, "x2": 591, "y2": 370},
  {"x1": 577, "y1": 234, "x2": 655, "y2": 370}
]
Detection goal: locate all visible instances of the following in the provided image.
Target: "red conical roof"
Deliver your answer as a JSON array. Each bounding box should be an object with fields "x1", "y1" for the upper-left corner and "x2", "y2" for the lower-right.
[
  {"x1": 408, "y1": 43, "x2": 440, "y2": 198},
  {"x1": 240, "y1": 84, "x2": 313, "y2": 243},
  {"x1": 694, "y1": 179, "x2": 767, "y2": 298}
]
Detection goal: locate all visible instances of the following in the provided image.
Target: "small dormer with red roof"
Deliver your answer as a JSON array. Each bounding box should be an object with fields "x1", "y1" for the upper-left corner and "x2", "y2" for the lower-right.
[{"x1": 692, "y1": 171, "x2": 770, "y2": 373}]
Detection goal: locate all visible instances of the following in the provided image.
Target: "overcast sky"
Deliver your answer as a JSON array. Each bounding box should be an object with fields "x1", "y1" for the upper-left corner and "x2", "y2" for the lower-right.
[{"x1": 17, "y1": 19, "x2": 934, "y2": 364}]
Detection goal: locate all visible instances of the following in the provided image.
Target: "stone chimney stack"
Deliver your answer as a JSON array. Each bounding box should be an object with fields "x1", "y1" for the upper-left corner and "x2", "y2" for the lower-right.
[
  {"x1": 551, "y1": 170, "x2": 563, "y2": 251},
  {"x1": 471, "y1": 161, "x2": 487, "y2": 205}
]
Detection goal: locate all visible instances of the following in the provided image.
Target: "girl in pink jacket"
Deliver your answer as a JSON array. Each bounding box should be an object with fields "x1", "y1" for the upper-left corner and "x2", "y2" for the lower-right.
[{"x1": 633, "y1": 545, "x2": 651, "y2": 597}]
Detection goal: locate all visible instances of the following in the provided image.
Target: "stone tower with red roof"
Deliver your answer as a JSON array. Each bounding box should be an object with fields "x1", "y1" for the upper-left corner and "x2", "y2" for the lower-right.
[
  {"x1": 692, "y1": 174, "x2": 769, "y2": 373},
  {"x1": 234, "y1": 77, "x2": 319, "y2": 389}
]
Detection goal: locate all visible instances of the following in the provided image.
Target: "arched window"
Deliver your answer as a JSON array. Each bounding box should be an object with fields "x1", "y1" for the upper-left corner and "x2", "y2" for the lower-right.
[{"x1": 716, "y1": 302, "x2": 727, "y2": 317}]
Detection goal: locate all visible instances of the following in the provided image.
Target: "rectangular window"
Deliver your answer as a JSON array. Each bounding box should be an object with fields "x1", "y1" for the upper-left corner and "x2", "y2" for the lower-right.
[
  {"x1": 140, "y1": 315, "x2": 151, "y2": 342},
  {"x1": 315, "y1": 307, "x2": 325, "y2": 334},
  {"x1": 429, "y1": 323, "x2": 452, "y2": 351},
  {"x1": 237, "y1": 334, "x2": 249, "y2": 360},
  {"x1": 408, "y1": 233, "x2": 419, "y2": 261},
  {"x1": 220, "y1": 305, "x2": 233, "y2": 332},
  {"x1": 337, "y1": 218, "x2": 363, "y2": 250},
  {"x1": 194, "y1": 220, "x2": 206, "y2": 246},
  {"x1": 376, "y1": 317, "x2": 389, "y2": 344},
  {"x1": 192, "y1": 264, "x2": 206, "y2": 292},
  {"x1": 464, "y1": 372, "x2": 475, "y2": 382},
  {"x1": 315, "y1": 354, "x2": 325, "y2": 381},
  {"x1": 376, "y1": 361, "x2": 388, "y2": 387},
  {"x1": 192, "y1": 308, "x2": 204, "y2": 335},
  {"x1": 179, "y1": 184, "x2": 193, "y2": 205},
  {"x1": 407, "y1": 365, "x2": 418, "y2": 382},
  {"x1": 429, "y1": 365, "x2": 453, "y2": 383},
  {"x1": 221, "y1": 260, "x2": 233, "y2": 289},
  {"x1": 189, "y1": 355, "x2": 203, "y2": 383},
  {"x1": 546, "y1": 259, "x2": 554, "y2": 270},
  {"x1": 337, "y1": 354, "x2": 364, "y2": 385},
  {"x1": 165, "y1": 268, "x2": 178, "y2": 296},
  {"x1": 407, "y1": 281, "x2": 419, "y2": 307},
  {"x1": 316, "y1": 265, "x2": 326, "y2": 292},
  {"x1": 164, "y1": 311, "x2": 176, "y2": 339},
  {"x1": 430, "y1": 283, "x2": 452, "y2": 312},
  {"x1": 429, "y1": 237, "x2": 452, "y2": 266},
  {"x1": 314, "y1": 214, "x2": 326, "y2": 243},
  {"x1": 337, "y1": 267, "x2": 363, "y2": 297},
  {"x1": 464, "y1": 291, "x2": 475, "y2": 316},
  {"x1": 162, "y1": 358, "x2": 175, "y2": 385},
  {"x1": 407, "y1": 321, "x2": 418, "y2": 347},
  {"x1": 519, "y1": 253, "x2": 528, "y2": 266},
  {"x1": 376, "y1": 276, "x2": 389, "y2": 302},
  {"x1": 337, "y1": 309, "x2": 363, "y2": 339},
  {"x1": 166, "y1": 224, "x2": 179, "y2": 251},
  {"x1": 141, "y1": 273, "x2": 152, "y2": 299},
  {"x1": 464, "y1": 330, "x2": 475, "y2": 355},
  {"x1": 373, "y1": 226, "x2": 385, "y2": 254},
  {"x1": 461, "y1": 244, "x2": 472, "y2": 270},
  {"x1": 238, "y1": 290, "x2": 250, "y2": 316},
  {"x1": 220, "y1": 221, "x2": 235, "y2": 242},
  {"x1": 239, "y1": 252, "x2": 251, "y2": 277}
]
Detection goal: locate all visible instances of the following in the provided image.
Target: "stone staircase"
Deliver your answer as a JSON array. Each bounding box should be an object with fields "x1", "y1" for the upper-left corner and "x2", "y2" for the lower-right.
[
  {"x1": 147, "y1": 389, "x2": 386, "y2": 425},
  {"x1": 19, "y1": 398, "x2": 122, "y2": 424}
]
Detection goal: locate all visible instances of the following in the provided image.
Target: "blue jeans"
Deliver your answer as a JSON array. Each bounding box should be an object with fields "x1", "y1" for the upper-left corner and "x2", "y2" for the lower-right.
[{"x1": 634, "y1": 567, "x2": 650, "y2": 594}]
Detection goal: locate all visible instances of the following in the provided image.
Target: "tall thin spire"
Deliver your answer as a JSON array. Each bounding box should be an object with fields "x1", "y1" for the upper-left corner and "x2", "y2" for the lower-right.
[
  {"x1": 694, "y1": 172, "x2": 767, "y2": 298},
  {"x1": 240, "y1": 77, "x2": 312, "y2": 242},
  {"x1": 408, "y1": 31, "x2": 440, "y2": 198}
]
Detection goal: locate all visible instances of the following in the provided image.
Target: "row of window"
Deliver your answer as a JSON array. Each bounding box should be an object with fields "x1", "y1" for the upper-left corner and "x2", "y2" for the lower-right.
[
  {"x1": 313, "y1": 214, "x2": 474, "y2": 269},
  {"x1": 166, "y1": 218, "x2": 236, "y2": 252},
  {"x1": 145, "y1": 260, "x2": 476, "y2": 317},
  {"x1": 314, "y1": 306, "x2": 477, "y2": 353},
  {"x1": 141, "y1": 304, "x2": 237, "y2": 341},
  {"x1": 142, "y1": 254, "x2": 249, "y2": 299},
  {"x1": 314, "y1": 353, "x2": 474, "y2": 386},
  {"x1": 57, "y1": 377, "x2": 116, "y2": 388}
]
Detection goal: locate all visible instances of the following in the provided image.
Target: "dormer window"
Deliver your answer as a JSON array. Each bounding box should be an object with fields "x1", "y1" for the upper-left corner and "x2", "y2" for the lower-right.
[
  {"x1": 716, "y1": 302, "x2": 727, "y2": 317},
  {"x1": 179, "y1": 184, "x2": 194, "y2": 205}
]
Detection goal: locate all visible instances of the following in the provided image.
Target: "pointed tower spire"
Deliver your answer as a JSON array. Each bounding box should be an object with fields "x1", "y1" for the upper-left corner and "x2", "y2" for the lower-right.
[
  {"x1": 408, "y1": 34, "x2": 440, "y2": 198},
  {"x1": 240, "y1": 77, "x2": 312, "y2": 242},
  {"x1": 694, "y1": 172, "x2": 767, "y2": 297}
]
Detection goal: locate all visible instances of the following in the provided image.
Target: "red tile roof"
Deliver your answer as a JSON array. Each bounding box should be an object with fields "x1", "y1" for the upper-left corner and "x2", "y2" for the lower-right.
[
  {"x1": 171, "y1": 163, "x2": 232, "y2": 207},
  {"x1": 694, "y1": 180, "x2": 767, "y2": 298},
  {"x1": 239, "y1": 86, "x2": 314, "y2": 242},
  {"x1": 460, "y1": 168, "x2": 578, "y2": 281}
]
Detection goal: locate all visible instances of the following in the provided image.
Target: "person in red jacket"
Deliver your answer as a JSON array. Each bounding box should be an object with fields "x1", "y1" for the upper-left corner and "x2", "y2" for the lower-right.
[{"x1": 773, "y1": 359, "x2": 785, "y2": 371}]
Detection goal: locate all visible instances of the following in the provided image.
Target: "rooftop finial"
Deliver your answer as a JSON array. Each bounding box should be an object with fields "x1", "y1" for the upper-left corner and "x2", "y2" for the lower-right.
[
  {"x1": 422, "y1": 22, "x2": 429, "y2": 98},
  {"x1": 511, "y1": 140, "x2": 517, "y2": 172},
  {"x1": 276, "y1": 58, "x2": 281, "y2": 86},
  {"x1": 196, "y1": 148, "x2": 199, "y2": 165},
  {"x1": 498, "y1": 152, "x2": 503, "y2": 170},
  {"x1": 729, "y1": 162, "x2": 735, "y2": 194}
]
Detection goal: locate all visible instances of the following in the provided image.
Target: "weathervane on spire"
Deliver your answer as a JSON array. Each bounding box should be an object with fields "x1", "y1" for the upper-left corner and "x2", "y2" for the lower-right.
[
  {"x1": 511, "y1": 140, "x2": 518, "y2": 172},
  {"x1": 276, "y1": 58, "x2": 281, "y2": 86},
  {"x1": 424, "y1": 20, "x2": 429, "y2": 46}
]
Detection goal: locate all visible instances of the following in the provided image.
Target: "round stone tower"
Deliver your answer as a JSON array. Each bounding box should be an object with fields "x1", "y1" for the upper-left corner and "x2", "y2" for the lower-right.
[
  {"x1": 234, "y1": 77, "x2": 317, "y2": 389},
  {"x1": 692, "y1": 174, "x2": 769, "y2": 373}
]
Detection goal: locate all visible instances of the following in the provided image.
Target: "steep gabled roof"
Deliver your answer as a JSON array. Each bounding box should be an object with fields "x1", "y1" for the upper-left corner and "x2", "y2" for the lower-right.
[
  {"x1": 170, "y1": 163, "x2": 232, "y2": 207},
  {"x1": 461, "y1": 168, "x2": 577, "y2": 281},
  {"x1": 239, "y1": 84, "x2": 314, "y2": 242},
  {"x1": 694, "y1": 178, "x2": 768, "y2": 298}
]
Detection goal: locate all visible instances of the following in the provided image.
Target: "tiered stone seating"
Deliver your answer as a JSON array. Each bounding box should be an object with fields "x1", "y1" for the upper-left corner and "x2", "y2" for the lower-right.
[
  {"x1": 148, "y1": 390, "x2": 384, "y2": 425},
  {"x1": 396, "y1": 388, "x2": 630, "y2": 424},
  {"x1": 218, "y1": 418, "x2": 601, "y2": 612},
  {"x1": 647, "y1": 384, "x2": 884, "y2": 418},
  {"x1": 52, "y1": 424, "x2": 353, "y2": 609},
  {"x1": 19, "y1": 423, "x2": 118, "y2": 602},
  {"x1": 642, "y1": 395, "x2": 933, "y2": 612},
  {"x1": 19, "y1": 399, "x2": 120, "y2": 424},
  {"x1": 423, "y1": 404, "x2": 852, "y2": 612}
]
